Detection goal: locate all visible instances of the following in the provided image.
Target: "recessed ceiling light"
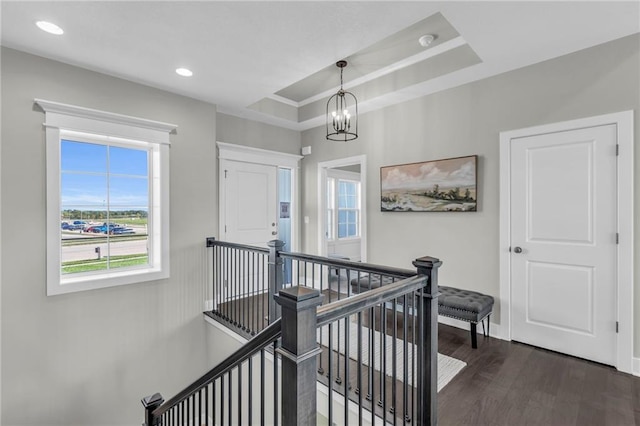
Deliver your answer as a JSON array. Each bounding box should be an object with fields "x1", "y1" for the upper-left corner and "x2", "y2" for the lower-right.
[
  {"x1": 176, "y1": 68, "x2": 193, "y2": 77},
  {"x1": 36, "y1": 21, "x2": 64, "y2": 35},
  {"x1": 418, "y1": 34, "x2": 436, "y2": 48}
]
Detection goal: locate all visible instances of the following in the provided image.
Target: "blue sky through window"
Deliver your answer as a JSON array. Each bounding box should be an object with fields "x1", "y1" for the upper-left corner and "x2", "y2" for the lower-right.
[{"x1": 61, "y1": 140, "x2": 149, "y2": 211}]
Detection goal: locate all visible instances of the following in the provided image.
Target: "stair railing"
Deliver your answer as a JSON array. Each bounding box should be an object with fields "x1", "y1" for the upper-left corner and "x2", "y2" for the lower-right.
[
  {"x1": 142, "y1": 239, "x2": 441, "y2": 425},
  {"x1": 142, "y1": 318, "x2": 283, "y2": 426}
]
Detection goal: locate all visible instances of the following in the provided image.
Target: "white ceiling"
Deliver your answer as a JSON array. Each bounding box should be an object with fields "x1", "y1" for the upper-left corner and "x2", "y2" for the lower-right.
[{"x1": 2, "y1": 1, "x2": 639, "y2": 131}]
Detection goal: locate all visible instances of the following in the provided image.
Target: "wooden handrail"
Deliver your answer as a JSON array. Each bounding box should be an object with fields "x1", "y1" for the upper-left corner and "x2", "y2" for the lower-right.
[
  {"x1": 151, "y1": 318, "x2": 282, "y2": 418},
  {"x1": 206, "y1": 237, "x2": 270, "y2": 254},
  {"x1": 280, "y1": 250, "x2": 416, "y2": 278},
  {"x1": 206, "y1": 237, "x2": 414, "y2": 277},
  {"x1": 316, "y1": 274, "x2": 429, "y2": 327}
]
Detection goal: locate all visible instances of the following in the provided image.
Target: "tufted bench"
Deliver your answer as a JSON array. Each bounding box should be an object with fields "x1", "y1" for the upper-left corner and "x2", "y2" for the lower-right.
[
  {"x1": 438, "y1": 286, "x2": 494, "y2": 348},
  {"x1": 350, "y1": 277, "x2": 494, "y2": 348}
]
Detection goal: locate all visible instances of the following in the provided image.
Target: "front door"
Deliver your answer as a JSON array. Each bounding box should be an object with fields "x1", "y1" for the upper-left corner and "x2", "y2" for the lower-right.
[
  {"x1": 221, "y1": 160, "x2": 278, "y2": 246},
  {"x1": 510, "y1": 124, "x2": 617, "y2": 365}
]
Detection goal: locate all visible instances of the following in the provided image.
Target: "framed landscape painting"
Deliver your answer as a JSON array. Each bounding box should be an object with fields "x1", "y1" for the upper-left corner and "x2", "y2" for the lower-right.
[{"x1": 380, "y1": 155, "x2": 477, "y2": 212}]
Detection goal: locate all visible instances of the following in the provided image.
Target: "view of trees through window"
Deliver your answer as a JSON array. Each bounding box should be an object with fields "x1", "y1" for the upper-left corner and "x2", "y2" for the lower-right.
[{"x1": 60, "y1": 139, "x2": 150, "y2": 275}]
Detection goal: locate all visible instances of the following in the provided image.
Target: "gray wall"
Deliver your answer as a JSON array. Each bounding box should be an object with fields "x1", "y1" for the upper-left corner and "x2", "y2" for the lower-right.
[
  {"x1": 0, "y1": 47, "x2": 226, "y2": 425},
  {"x1": 217, "y1": 112, "x2": 301, "y2": 155},
  {"x1": 1, "y1": 30, "x2": 637, "y2": 425},
  {"x1": 301, "y1": 35, "x2": 640, "y2": 354}
]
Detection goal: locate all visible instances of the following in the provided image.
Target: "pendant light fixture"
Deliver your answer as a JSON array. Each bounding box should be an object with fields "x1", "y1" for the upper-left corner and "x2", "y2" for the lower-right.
[{"x1": 326, "y1": 60, "x2": 358, "y2": 141}]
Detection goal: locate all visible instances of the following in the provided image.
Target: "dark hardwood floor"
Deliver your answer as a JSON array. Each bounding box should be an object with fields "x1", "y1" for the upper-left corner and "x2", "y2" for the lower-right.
[
  {"x1": 437, "y1": 324, "x2": 640, "y2": 426},
  {"x1": 213, "y1": 293, "x2": 640, "y2": 425}
]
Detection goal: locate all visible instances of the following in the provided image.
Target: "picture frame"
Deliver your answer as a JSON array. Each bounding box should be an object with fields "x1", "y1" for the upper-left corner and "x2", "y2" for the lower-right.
[{"x1": 380, "y1": 155, "x2": 477, "y2": 212}]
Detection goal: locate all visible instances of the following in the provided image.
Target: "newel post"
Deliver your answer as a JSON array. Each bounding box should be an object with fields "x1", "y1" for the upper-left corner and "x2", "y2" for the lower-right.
[
  {"x1": 268, "y1": 239, "x2": 285, "y2": 323},
  {"x1": 274, "y1": 286, "x2": 323, "y2": 426},
  {"x1": 141, "y1": 392, "x2": 164, "y2": 426},
  {"x1": 413, "y1": 255, "x2": 442, "y2": 426}
]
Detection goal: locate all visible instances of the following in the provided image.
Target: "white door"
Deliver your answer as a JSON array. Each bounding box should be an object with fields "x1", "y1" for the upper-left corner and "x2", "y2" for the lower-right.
[
  {"x1": 221, "y1": 160, "x2": 278, "y2": 246},
  {"x1": 510, "y1": 124, "x2": 617, "y2": 365}
]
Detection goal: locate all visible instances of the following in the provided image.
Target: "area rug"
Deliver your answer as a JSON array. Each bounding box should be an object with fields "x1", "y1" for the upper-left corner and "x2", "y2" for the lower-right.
[{"x1": 318, "y1": 321, "x2": 466, "y2": 392}]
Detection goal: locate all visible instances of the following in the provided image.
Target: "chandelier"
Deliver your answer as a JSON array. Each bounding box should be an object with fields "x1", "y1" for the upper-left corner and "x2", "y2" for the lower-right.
[{"x1": 326, "y1": 60, "x2": 358, "y2": 141}]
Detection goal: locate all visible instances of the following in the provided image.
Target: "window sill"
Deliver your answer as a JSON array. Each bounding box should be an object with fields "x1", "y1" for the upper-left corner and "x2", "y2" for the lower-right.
[{"x1": 49, "y1": 267, "x2": 169, "y2": 296}]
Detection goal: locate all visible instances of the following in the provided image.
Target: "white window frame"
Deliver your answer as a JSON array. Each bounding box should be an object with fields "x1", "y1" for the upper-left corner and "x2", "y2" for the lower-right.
[
  {"x1": 36, "y1": 99, "x2": 176, "y2": 296},
  {"x1": 326, "y1": 176, "x2": 336, "y2": 241}
]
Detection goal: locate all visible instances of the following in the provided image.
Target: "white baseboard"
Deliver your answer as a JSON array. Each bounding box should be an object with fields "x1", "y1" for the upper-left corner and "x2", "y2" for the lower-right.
[
  {"x1": 440, "y1": 315, "x2": 638, "y2": 376},
  {"x1": 204, "y1": 313, "x2": 248, "y2": 345},
  {"x1": 437, "y1": 315, "x2": 503, "y2": 340}
]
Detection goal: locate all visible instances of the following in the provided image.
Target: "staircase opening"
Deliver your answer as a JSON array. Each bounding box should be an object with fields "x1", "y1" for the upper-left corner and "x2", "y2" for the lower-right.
[{"x1": 142, "y1": 238, "x2": 441, "y2": 425}]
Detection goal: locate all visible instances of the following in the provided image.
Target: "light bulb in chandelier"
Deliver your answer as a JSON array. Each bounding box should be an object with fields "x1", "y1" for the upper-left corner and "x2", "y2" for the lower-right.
[{"x1": 331, "y1": 107, "x2": 352, "y2": 133}]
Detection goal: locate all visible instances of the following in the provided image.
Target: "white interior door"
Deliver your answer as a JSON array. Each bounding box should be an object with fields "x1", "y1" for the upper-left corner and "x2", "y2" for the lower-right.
[
  {"x1": 221, "y1": 160, "x2": 278, "y2": 246},
  {"x1": 510, "y1": 124, "x2": 617, "y2": 366}
]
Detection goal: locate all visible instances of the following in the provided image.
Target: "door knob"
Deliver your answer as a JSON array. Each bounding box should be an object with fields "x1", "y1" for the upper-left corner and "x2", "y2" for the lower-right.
[
  {"x1": 272, "y1": 231, "x2": 277, "y2": 235},
  {"x1": 513, "y1": 247, "x2": 523, "y2": 253}
]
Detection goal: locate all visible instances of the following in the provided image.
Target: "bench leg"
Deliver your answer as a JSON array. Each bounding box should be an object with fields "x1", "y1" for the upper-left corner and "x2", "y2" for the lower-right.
[{"x1": 470, "y1": 323, "x2": 478, "y2": 349}]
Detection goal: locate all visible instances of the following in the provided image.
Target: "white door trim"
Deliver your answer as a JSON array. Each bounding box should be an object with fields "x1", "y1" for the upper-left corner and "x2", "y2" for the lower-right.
[
  {"x1": 217, "y1": 141, "x2": 303, "y2": 251},
  {"x1": 317, "y1": 155, "x2": 367, "y2": 262},
  {"x1": 217, "y1": 141, "x2": 302, "y2": 167},
  {"x1": 499, "y1": 111, "x2": 634, "y2": 373}
]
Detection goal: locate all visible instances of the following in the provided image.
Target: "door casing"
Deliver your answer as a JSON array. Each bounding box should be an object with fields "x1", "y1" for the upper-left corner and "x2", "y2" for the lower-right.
[
  {"x1": 499, "y1": 111, "x2": 634, "y2": 373},
  {"x1": 317, "y1": 155, "x2": 367, "y2": 262}
]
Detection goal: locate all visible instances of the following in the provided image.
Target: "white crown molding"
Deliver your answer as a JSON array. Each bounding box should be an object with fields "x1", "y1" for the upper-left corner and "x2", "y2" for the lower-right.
[
  {"x1": 266, "y1": 94, "x2": 300, "y2": 108},
  {"x1": 34, "y1": 98, "x2": 178, "y2": 134}
]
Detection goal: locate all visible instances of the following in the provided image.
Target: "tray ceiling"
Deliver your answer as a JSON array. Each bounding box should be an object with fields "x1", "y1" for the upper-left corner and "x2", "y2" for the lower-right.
[{"x1": 1, "y1": 1, "x2": 638, "y2": 131}]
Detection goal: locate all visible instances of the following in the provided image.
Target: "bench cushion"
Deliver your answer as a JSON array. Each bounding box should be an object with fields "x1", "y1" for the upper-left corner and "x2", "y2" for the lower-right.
[
  {"x1": 438, "y1": 286, "x2": 494, "y2": 323},
  {"x1": 349, "y1": 277, "x2": 494, "y2": 323},
  {"x1": 349, "y1": 275, "x2": 393, "y2": 291}
]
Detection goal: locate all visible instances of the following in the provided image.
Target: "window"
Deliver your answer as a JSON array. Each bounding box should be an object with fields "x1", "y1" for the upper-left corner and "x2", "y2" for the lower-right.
[
  {"x1": 337, "y1": 180, "x2": 359, "y2": 238},
  {"x1": 326, "y1": 175, "x2": 360, "y2": 240},
  {"x1": 61, "y1": 138, "x2": 150, "y2": 274},
  {"x1": 37, "y1": 99, "x2": 176, "y2": 295}
]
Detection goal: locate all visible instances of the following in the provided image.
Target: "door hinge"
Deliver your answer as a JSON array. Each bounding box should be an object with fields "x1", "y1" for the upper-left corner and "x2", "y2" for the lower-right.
[
  {"x1": 616, "y1": 144, "x2": 619, "y2": 156},
  {"x1": 224, "y1": 169, "x2": 228, "y2": 178},
  {"x1": 225, "y1": 225, "x2": 227, "y2": 233},
  {"x1": 616, "y1": 233, "x2": 619, "y2": 244},
  {"x1": 616, "y1": 321, "x2": 619, "y2": 333}
]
